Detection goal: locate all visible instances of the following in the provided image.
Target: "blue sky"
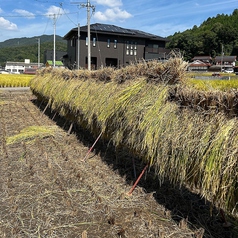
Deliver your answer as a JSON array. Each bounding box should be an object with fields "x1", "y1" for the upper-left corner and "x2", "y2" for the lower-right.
[{"x1": 0, "y1": 0, "x2": 237, "y2": 42}]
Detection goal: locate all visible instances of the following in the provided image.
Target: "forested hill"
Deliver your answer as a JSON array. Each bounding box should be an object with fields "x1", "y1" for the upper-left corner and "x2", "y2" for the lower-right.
[
  {"x1": 0, "y1": 35, "x2": 65, "y2": 48},
  {"x1": 167, "y1": 9, "x2": 238, "y2": 61},
  {"x1": 0, "y1": 35, "x2": 66, "y2": 67}
]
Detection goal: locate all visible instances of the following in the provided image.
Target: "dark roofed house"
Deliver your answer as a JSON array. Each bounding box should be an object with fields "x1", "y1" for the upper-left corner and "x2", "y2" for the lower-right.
[
  {"x1": 63, "y1": 23, "x2": 170, "y2": 69},
  {"x1": 192, "y1": 56, "x2": 212, "y2": 64},
  {"x1": 44, "y1": 50, "x2": 67, "y2": 64},
  {"x1": 215, "y1": 56, "x2": 236, "y2": 66},
  {"x1": 209, "y1": 55, "x2": 237, "y2": 72}
]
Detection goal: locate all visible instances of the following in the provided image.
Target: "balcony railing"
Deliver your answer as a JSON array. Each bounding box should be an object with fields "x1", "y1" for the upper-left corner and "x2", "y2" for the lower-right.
[{"x1": 145, "y1": 47, "x2": 160, "y2": 54}]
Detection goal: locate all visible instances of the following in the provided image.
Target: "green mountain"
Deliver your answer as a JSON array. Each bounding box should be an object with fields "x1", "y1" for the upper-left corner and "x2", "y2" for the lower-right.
[
  {"x1": 167, "y1": 9, "x2": 238, "y2": 61},
  {"x1": 0, "y1": 35, "x2": 67, "y2": 67}
]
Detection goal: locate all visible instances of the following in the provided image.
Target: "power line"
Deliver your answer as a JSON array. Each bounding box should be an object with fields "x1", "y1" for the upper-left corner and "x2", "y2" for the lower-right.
[
  {"x1": 71, "y1": 0, "x2": 95, "y2": 70},
  {"x1": 61, "y1": 4, "x2": 78, "y2": 26},
  {"x1": 42, "y1": 17, "x2": 51, "y2": 35},
  {"x1": 34, "y1": 0, "x2": 68, "y2": 4},
  {"x1": 0, "y1": 11, "x2": 78, "y2": 18}
]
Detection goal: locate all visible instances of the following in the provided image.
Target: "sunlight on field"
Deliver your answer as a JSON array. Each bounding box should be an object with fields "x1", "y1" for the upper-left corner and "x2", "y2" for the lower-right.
[
  {"x1": 6, "y1": 125, "x2": 58, "y2": 145},
  {"x1": 185, "y1": 72, "x2": 238, "y2": 91},
  {"x1": 0, "y1": 74, "x2": 34, "y2": 87}
]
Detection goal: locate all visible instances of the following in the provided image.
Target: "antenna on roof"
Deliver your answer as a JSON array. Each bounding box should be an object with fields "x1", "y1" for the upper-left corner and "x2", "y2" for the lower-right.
[{"x1": 71, "y1": 0, "x2": 95, "y2": 70}]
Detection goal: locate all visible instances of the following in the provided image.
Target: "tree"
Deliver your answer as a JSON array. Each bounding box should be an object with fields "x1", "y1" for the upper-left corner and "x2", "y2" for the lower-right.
[{"x1": 167, "y1": 8, "x2": 238, "y2": 59}]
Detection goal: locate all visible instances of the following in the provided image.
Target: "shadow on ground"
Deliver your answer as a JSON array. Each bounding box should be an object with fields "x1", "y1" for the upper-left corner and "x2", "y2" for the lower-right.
[{"x1": 33, "y1": 99, "x2": 238, "y2": 238}]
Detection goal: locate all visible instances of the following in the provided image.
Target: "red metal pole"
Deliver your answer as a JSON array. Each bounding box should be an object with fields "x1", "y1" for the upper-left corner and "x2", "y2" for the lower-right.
[
  {"x1": 127, "y1": 164, "x2": 148, "y2": 195},
  {"x1": 83, "y1": 131, "x2": 103, "y2": 161}
]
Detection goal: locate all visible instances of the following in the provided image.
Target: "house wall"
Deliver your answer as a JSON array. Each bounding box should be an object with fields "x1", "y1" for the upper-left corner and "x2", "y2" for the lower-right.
[
  {"x1": 65, "y1": 31, "x2": 167, "y2": 69},
  {"x1": 65, "y1": 39, "x2": 78, "y2": 68},
  {"x1": 77, "y1": 32, "x2": 147, "y2": 69},
  {"x1": 44, "y1": 50, "x2": 67, "y2": 64}
]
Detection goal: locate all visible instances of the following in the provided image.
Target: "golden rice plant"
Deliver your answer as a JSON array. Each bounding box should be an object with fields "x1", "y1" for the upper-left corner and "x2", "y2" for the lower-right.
[
  {"x1": 0, "y1": 74, "x2": 33, "y2": 87},
  {"x1": 30, "y1": 57, "x2": 238, "y2": 215},
  {"x1": 186, "y1": 78, "x2": 238, "y2": 91}
]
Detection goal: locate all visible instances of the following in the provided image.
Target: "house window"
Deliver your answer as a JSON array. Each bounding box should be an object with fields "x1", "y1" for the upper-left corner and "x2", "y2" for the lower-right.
[
  {"x1": 114, "y1": 40, "x2": 117, "y2": 49},
  {"x1": 126, "y1": 41, "x2": 129, "y2": 55},
  {"x1": 93, "y1": 38, "x2": 96, "y2": 47},
  {"x1": 134, "y1": 42, "x2": 137, "y2": 50},
  {"x1": 71, "y1": 39, "x2": 76, "y2": 47},
  {"x1": 134, "y1": 50, "x2": 137, "y2": 56},
  {"x1": 107, "y1": 39, "x2": 110, "y2": 48},
  {"x1": 130, "y1": 49, "x2": 133, "y2": 55},
  {"x1": 86, "y1": 37, "x2": 88, "y2": 46}
]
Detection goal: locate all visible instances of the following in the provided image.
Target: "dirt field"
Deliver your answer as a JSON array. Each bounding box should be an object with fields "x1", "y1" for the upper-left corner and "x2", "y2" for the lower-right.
[{"x1": 0, "y1": 89, "x2": 237, "y2": 238}]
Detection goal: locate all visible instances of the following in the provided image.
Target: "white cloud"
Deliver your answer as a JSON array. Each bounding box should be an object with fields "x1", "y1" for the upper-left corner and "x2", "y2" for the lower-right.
[
  {"x1": 13, "y1": 9, "x2": 35, "y2": 19},
  {"x1": 148, "y1": 23, "x2": 192, "y2": 37},
  {"x1": 0, "y1": 17, "x2": 18, "y2": 30},
  {"x1": 46, "y1": 5, "x2": 64, "y2": 19},
  {"x1": 94, "y1": 7, "x2": 132, "y2": 22},
  {"x1": 94, "y1": 11, "x2": 107, "y2": 21},
  {"x1": 93, "y1": 0, "x2": 122, "y2": 8}
]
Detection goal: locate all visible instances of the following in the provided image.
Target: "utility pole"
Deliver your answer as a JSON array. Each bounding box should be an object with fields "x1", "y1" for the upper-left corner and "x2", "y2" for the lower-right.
[
  {"x1": 53, "y1": 14, "x2": 56, "y2": 68},
  {"x1": 38, "y1": 38, "x2": 40, "y2": 68},
  {"x1": 71, "y1": 1, "x2": 95, "y2": 70},
  {"x1": 78, "y1": 23, "x2": 80, "y2": 69},
  {"x1": 221, "y1": 44, "x2": 224, "y2": 72}
]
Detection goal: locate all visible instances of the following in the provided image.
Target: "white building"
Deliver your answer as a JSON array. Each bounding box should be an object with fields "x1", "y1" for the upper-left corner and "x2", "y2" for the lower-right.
[{"x1": 5, "y1": 59, "x2": 43, "y2": 74}]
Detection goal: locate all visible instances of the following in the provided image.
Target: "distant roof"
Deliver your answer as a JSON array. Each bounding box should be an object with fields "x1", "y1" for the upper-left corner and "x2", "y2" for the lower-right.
[
  {"x1": 192, "y1": 56, "x2": 212, "y2": 60},
  {"x1": 188, "y1": 60, "x2": 211, "y2": 67},
  {"x1": 64, "y1": 23, "x2": 168, "y2": 41},
  {"x1": 46, "y1": 60, "x2": 63, "y2": 66},
  {"x1": 215, "y1": 56, "x2": 237, "y2": 62},
  {"x1": 6, "y1": 61, "x2": 42, "y2": 66}
]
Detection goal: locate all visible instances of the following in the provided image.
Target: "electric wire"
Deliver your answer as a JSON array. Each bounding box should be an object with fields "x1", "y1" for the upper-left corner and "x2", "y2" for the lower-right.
[
  {"x1": 0, "y1": 11, "x2": 78, "y2": 18},
  {"x1": 61, "y1": 4, "x2": 78, "y2": 26},
  {"x1": 34, "y1": 0, "x2": 69, "y2": 5},
  {"x1": 42, "y1": 17, "x2": 51, "y2": 35},
  {"x1": 91, "y1": 16, "x2": 103, "y2": 67}
]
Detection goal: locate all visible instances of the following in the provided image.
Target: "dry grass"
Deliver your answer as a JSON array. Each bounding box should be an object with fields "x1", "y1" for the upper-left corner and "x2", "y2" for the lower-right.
[
  {"x1": 0, "y1": 90, "x2": 200, "y2": 238},
  {"x1": 29, "y1": 57, "x2": 238, "y2": 216},
  {"x1": 6, "y1": 125, "x2": 58, "y2": 145},
  {"x1": 169, "y1": 85, "x2": 238, "y2": 116}
]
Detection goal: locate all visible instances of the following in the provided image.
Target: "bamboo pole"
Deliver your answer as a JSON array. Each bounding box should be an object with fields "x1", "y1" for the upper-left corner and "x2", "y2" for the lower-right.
[{"x1": 41, "y1": 102, "x2": 49, "y2": 116}]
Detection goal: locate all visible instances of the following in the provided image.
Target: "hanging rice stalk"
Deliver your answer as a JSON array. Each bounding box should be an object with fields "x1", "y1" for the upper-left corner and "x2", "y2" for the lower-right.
[{"x1": 29, "y1": 57, "x2": 238, "y2": 216}]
